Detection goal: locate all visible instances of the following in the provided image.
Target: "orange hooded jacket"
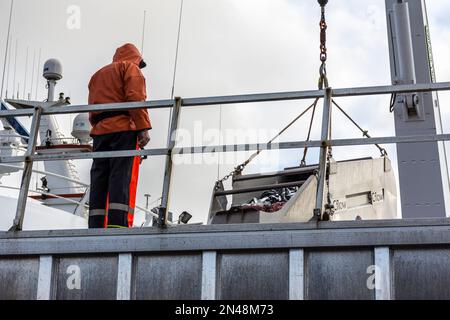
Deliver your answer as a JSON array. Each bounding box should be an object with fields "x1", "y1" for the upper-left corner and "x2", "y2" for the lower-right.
[{"x1": 88, "y1": 43, "x2": 152, "y2": 136}]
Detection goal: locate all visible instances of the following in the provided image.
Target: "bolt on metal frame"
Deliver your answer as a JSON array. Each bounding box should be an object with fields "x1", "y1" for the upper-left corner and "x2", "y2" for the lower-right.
[{"x1": 2, "y1": 81, "x2": 450, "y2": 230}]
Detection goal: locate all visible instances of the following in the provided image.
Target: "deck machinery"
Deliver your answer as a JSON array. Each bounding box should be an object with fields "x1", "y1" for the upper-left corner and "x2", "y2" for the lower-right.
[{"x1": 209, "y1": 157, "x2": 397, "y2": 224}]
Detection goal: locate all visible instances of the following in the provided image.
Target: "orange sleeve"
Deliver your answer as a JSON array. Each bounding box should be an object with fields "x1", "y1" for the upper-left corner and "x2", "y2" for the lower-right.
[
  {"x1": 123, "y1": 63, "x2": 152, "y2": 131},
  {"x1": 87, "y1": 77, "x2": 96, "y2": 126}
]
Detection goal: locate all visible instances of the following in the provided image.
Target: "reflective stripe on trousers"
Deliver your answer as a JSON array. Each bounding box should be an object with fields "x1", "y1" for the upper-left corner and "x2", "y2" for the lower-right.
[
  {"x1": 89, "y1": 204, "x2": 135, "y2": 216},
  {"x1": 88, "y1": 131, "x2": 141, "y2": 229}
]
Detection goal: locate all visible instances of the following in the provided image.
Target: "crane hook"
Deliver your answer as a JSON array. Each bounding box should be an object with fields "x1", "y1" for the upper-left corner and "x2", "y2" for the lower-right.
[{"x1": 318, "y1": 0, "x2": 328, "y2": 7}]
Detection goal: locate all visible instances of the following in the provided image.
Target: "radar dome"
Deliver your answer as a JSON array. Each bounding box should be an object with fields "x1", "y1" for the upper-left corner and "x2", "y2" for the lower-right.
[
  {"x1": 43, "y1": 59, "x2": 63, "y2": 81},
  {"x1": 71, "y1": 113, "x2": 92, "y2": 144}
]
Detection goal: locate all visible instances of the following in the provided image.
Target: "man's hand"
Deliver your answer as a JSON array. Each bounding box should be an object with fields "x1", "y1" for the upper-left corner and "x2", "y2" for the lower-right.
[{"x1": 137, "y1": 130, "x2": 150, "y2": 148}]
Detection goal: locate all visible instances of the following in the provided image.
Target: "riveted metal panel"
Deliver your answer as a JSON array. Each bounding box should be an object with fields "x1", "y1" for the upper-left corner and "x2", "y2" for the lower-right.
[
  {"x1": 133, "y1": 253, "x2": 202, "y2": 300},
  {"x1": 393, "y1": 247, "x2": 450, "y2": 300},
  {"x1": 305, "y1": 249, "x2": 375, "y2": 300},
  {"x1": 217, "y1": 251, "x2": 289, "y2": 300},
  {"x1": 0, "y1": 257, "x2": 39, "y2": 300},
  {"x1": 54, "y1": 255, "x2": 118, "y2": 300}
]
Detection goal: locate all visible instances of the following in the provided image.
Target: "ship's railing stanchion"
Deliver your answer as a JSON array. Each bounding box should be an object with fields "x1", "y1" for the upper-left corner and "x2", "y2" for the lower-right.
[
  {"x1": 159, "y1": 97, "x2": 182, "y2": 227},
  {"x1": 313, "y1": 87, "x2": 332, "y2": 220},
  {"x1": 9, "y1": 106, "x2": 42, "y2": 231}
]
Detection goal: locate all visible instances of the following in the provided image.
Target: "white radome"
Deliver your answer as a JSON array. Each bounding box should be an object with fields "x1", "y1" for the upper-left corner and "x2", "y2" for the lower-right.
[
  {"x1": 71, "y1": 113, "x2": 92, "y2": 144},
  {"x1": 43, "y1": 58, "x2": 63, "y2": 81}
]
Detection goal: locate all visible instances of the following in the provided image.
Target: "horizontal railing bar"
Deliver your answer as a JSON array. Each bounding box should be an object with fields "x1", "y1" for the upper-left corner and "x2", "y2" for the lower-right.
[
  {"x1": 214, "y1": 181, "x2": 306, "y2": 196},
  {"x1": 32, "y1": 148, "x2": 170, "y2": 161},
  {"x1": 0, "y1": 148, "x2": 169, "y2": 164},
  {"x1": 182, "y1": 82, "x2": 450, "y2": 106},
  {"x1": 47, "y1": 100, "x2": 175, "y2": 115},
  {"x1": 0, "y1": 100, "x2": 176, "y2": 117},
  {"x1": 2, "y1": 133, "x2": 450, "y2": 163},
  {"x1": 181, "y1": 90, "x2": 324, "y2": 106},
  {"x1": 0, "y1": 108, "x2": 36, "y2": 117},
  {"x1": 173, "y1": 134, "x2": 450, "y2": 154},
  {"x1": 332, "y1": 81, "x2": 450, "y2": 98},
  {"x1": 174, "y1": 143, "x2": 283, "y2": 154},
  {"x1": 2, "y1": 82, "x2": 450, "y2": 118},
  {"x1": 326, "y1": 134, "x2": 450, "y2": 147}
]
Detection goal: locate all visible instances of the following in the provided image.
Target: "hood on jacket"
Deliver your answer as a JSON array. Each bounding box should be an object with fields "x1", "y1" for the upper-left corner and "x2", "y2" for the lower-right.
[{"x1": 113, "y1": 43, "x2": 143, "y2": 66}]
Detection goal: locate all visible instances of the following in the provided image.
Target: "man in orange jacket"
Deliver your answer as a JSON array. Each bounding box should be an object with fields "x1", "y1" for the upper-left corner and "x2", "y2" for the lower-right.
[{"x1": 88, "y1": 43, "x2": 151, "y2": 229}]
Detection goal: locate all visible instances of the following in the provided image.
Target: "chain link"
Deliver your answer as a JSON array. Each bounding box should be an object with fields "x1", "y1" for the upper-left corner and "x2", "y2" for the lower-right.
[
  {"x1": 319, "y1": 7, "x2": 327, "y2": 63},
  {"x1": 216, "y1": 1, "x2": 330, "y2": 185},
  {"x1": 318, "y1": 2, "x2": 329, "y2": 90}
]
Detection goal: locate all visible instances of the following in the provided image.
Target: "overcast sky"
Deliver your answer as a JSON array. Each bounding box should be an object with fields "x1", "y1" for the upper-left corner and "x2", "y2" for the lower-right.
[{"x1": 1, "y1": 0, "x2": 450, "y2": 225}]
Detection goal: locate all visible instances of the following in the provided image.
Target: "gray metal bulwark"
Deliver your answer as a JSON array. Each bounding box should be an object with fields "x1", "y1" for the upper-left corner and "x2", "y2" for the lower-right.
[{"x1": 2, "y1": 219, "x2": 450, "y2": 300}]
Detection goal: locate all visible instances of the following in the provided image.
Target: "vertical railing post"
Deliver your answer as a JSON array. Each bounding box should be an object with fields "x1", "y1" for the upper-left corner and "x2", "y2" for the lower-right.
[
  {"x1": 159, "y1": 97, "x2": 182, "y2": 227},
  {"x1": 314, "y1": 87, "x2": 332, "y2": 220},
  {"x1": 10, "y1": 106, "x2": 42, "y2": 231}
]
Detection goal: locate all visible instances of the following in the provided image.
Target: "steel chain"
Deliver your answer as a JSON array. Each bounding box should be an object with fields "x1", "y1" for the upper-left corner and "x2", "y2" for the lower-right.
[
  {"x1": 216, "y1": 0, "x2": 330, "y2": 185},
  {"x1": 318, "y1": 1, "x2": 329, "y2": 90}
]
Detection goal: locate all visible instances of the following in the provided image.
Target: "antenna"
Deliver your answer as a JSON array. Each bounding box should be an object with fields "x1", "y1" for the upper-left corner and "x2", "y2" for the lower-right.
[
  {"x1": 171, "y1": 0, "x2": 184, "y2": 100},
  {"x1": 23, "y1": 46, "x2": 29, "y2": 99},
  {"x1": 35, "y1": 49, "x2": 41, "y2": 100},
  {"x1": 141, "y1": 10, "x2": 147, "y2": 55},
  {"x1": 166, "y1": 0, "x2": 184, "y2": 143},
  {"x1": 5, "y1": 35, "x2": 13, "y2": 98},
  {"x1": 13, "y1": 39, "x2": 18, "y2": 99},
  {"x1": 30, "y1": 50, "x2": 36, "y2": 101},
  {"x1": 0, "y1": 0, "x2": 14, "y2": 100}
]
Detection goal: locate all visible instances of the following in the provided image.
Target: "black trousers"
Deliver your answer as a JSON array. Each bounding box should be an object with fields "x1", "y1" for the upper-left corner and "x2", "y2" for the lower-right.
[{"x1": 89, "y1": 131, "x2": 140, "y2": 229}]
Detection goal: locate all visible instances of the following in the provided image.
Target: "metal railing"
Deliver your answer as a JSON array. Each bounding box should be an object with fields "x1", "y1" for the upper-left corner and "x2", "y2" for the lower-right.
[{"x1": 2, "y1": 81, "x2": 450, "y2": 231}]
